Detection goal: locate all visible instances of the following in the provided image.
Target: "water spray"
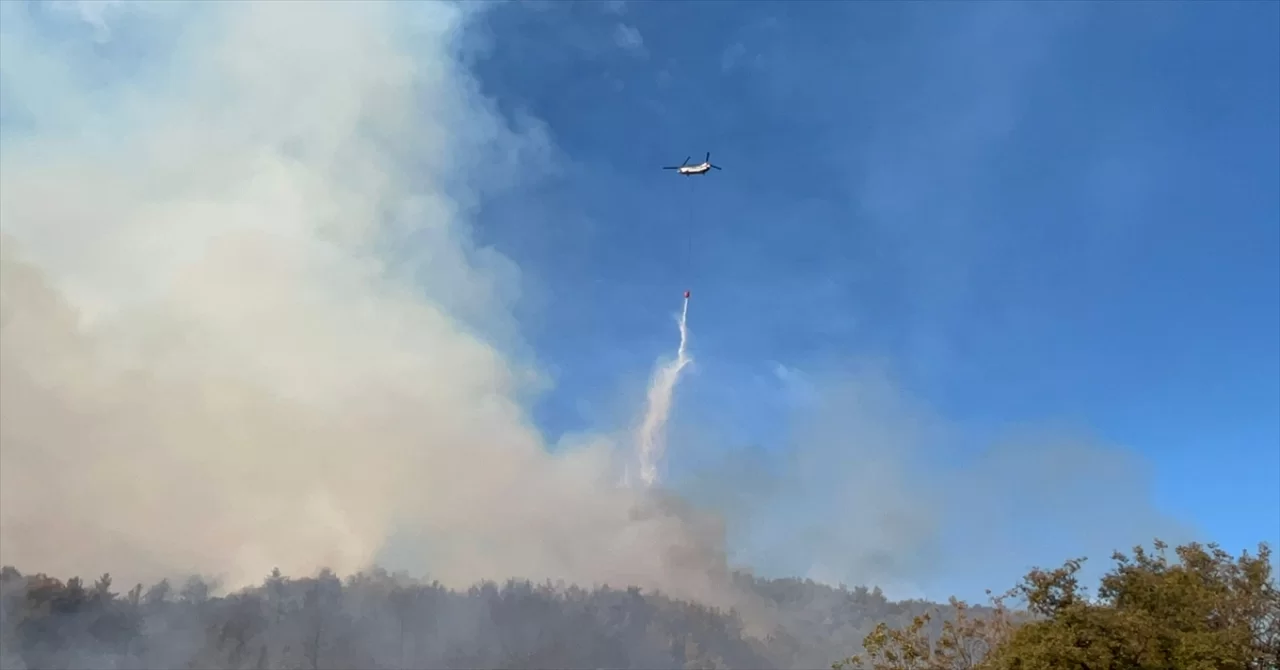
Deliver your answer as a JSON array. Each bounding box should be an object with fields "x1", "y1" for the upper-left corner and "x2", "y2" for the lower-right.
[{"x1": 634, "y1": 292, "x2": 692, "y2": 488}]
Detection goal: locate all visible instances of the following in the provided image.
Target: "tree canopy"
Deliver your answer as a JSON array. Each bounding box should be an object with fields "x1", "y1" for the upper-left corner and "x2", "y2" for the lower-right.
[
  {"x1": 834, "y1": 540, "x2": 1279, "y2": 670},
  {"x1": 0, "y1": 564, "x2": 940, "y2": 669},
  {"x1": 1, "y1": 538, "x2": 1272, "y2": 669}
]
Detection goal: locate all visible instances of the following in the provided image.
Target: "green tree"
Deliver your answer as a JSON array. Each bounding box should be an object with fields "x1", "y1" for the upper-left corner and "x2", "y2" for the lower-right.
[
  {"x1": 836, "y1": 540, "x2": 1278, "y2": 670},
  {"x1": 833, "y1": 593, "x2": 1019, "y2": 670},
  {"x1": 987, "y1": 540, "x2": 1278, "y2": 670}
]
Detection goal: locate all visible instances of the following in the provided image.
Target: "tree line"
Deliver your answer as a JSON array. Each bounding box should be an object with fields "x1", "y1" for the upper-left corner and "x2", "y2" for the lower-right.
[
  {"x1": 0, "y1": 563, "x2": 936, "y2": 669},
  {"x1": 0, "y1": 539, "x2": 1273, "y2": 669}
]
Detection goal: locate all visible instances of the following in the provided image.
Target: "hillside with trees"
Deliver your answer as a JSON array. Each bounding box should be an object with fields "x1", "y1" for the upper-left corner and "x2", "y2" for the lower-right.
[{"x1": 0, "y1": 540, "x2": 1273, "y2": 670}]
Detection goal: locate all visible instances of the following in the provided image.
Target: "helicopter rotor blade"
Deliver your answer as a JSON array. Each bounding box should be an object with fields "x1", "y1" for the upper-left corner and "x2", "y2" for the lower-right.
[
  {"x1": 710, "y1": 164, "x2": 722, "y2": 170},
  {"x1": 704, "y1": 152, "x2": 711, "y2": 163}
]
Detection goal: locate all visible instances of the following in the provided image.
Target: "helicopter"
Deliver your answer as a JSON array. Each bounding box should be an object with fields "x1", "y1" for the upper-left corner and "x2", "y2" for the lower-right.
[{"x1": 662, "y1": 152, "x2": 722, "y2": 176}]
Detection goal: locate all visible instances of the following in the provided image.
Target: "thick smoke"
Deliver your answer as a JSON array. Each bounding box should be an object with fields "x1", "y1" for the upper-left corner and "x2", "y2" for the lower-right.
[{"x1": 0, "y1": 1, "x2": 735, "y2": 607}]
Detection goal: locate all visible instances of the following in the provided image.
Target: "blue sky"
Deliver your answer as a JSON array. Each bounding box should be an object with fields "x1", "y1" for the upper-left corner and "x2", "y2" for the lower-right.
[{"x1": 462, "y1": 0, "x2": 1279, "y2": 569}]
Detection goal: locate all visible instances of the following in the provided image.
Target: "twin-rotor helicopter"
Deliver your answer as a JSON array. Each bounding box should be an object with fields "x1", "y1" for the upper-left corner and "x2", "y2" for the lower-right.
[{"x1": 662, "y1": 151, "x2": 722, "y2": 176}]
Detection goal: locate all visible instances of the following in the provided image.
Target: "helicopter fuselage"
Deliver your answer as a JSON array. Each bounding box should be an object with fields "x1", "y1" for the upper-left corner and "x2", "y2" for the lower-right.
[{"x1": 677, "y1": 163, "x2": 712, "y2": 175}]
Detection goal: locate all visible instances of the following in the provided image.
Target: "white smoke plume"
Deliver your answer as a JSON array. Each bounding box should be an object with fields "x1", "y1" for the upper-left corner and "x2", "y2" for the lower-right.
[
  {"x1": 0, "y1": 1, "x2": 732, "y2": 605},
  {"x1": 634, "y1": 297, "x2": 693, "y2": 488}
]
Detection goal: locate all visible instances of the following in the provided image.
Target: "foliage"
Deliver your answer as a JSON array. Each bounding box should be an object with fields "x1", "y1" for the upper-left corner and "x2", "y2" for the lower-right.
[
  {"x1": 0, "y1": 566, "x2": 941, "y2": 670},
  {"x1": 833, "y1": 539, "x2": 1279, "y2": 670},
  {"x1": 832, "y1": 592, "x2": 1020, "y2": 670},
  {"x1": 2, "y1": 537, "x2": 1271, "y2": 669}
]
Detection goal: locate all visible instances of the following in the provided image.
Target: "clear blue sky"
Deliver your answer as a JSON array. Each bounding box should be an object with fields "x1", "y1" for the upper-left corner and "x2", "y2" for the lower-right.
[{"x1": 463, "y1": 0, "x2": 1279, "y2": 570}]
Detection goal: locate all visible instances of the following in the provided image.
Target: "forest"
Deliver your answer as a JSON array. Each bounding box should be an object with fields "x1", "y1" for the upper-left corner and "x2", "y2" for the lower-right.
[{"x1": 0, "y1": 539, "x2": 1274, "y2": 670}]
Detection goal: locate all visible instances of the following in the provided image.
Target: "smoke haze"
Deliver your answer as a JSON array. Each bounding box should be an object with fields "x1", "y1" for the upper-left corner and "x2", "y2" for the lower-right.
[{"x1": 0, "y1": 0, "x2": 1190, "y2": 618}]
